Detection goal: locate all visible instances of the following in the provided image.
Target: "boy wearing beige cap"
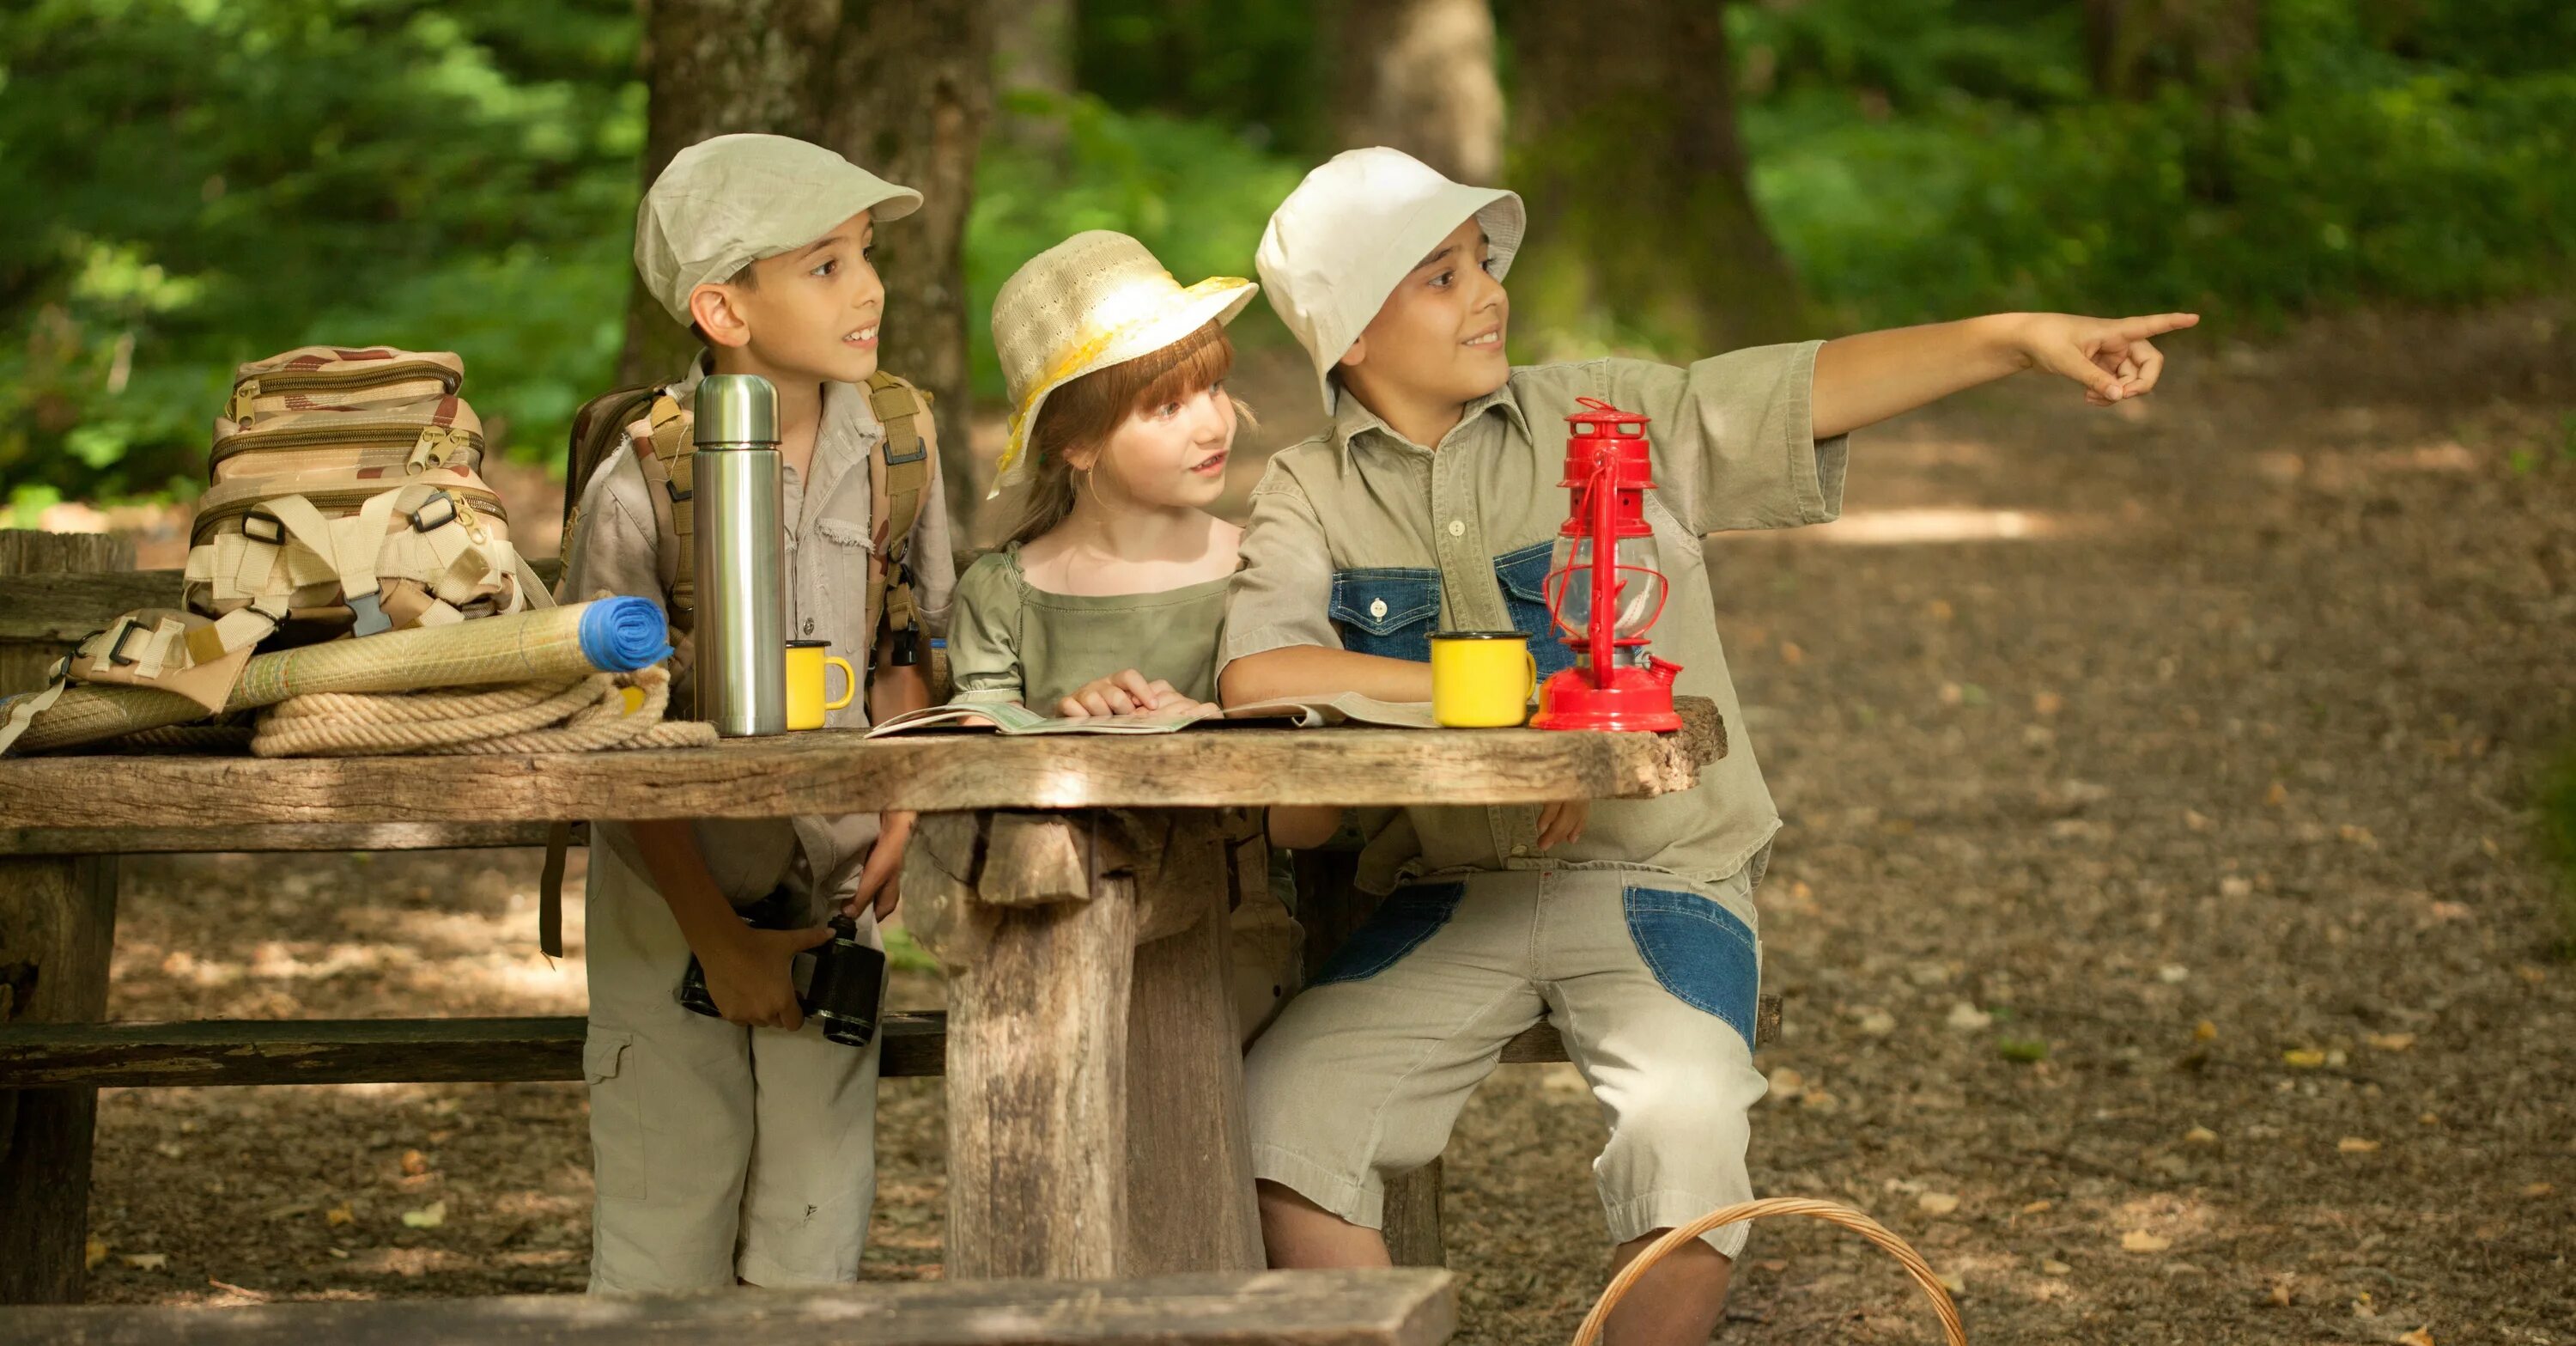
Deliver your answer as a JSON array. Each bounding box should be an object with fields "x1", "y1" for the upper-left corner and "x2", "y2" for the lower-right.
[
  {"x1": 1224, "y1": 146, "x2": 2195, "y2": 1343},
  {"x1": 557, "y1": 132, "x2": 957, "y2": 1293}
]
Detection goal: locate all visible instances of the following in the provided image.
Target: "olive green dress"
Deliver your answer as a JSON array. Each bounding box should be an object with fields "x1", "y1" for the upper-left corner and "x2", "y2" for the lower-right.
[{"x1": 945, "y1": 543, "x2": 1231, "y2": 710}]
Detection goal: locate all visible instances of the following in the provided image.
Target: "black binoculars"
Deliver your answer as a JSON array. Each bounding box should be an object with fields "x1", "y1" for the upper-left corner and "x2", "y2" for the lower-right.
[{"x1": 676, "y1": 892, "x2": 886, "y2": 1049}]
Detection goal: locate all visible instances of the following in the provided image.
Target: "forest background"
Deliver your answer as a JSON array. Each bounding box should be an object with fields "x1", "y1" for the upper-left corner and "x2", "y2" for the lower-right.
[{"x1": 5, "y1": 0, "x2": 2572, "y2": 510}]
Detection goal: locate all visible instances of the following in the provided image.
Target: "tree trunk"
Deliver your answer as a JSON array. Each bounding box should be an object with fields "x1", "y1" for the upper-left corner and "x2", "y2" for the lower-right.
[
  {"x1": 995, "y1": 0, "x2": 1076, "y2": 105},
  {"x1": 2083, "y1": 0, "x2": 2262, "y2": 204},
  {"x1": 620, "y1": 0, "x2": 993, "y2": 503},
  {"x1": 1333, "y1": 0, "x2": 1504, "y2": 185},
  {"x1": 1501, "y1": 0, "x2": 1803, "y2": 359},
  {"x1": 2085, "y1": 0, "x2": 2263, "y2": 108}
]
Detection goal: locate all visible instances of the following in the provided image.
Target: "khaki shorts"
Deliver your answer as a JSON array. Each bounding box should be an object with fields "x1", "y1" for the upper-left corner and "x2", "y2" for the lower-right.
[
  {"x1": 1245, "y1": 865, "x2": 1769, "y2": 1258},
  {"x1": 582, "y1": 845, "x2": 882, "y2": 1293}
]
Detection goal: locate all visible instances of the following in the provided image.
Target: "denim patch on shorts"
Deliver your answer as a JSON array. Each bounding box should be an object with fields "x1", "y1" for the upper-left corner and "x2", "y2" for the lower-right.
[
  {"x1": 1621, "y1": 883, "x2": 1761, "y2": 1049},
  {"x1": 1311, "y1": 881, "x2": 1467, "y2": 985}
]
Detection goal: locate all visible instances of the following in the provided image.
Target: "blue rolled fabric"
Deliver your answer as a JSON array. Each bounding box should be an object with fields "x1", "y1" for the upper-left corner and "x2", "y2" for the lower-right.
[{"x1": 578, "y1": 595, "x2": 675, "y2": 673}]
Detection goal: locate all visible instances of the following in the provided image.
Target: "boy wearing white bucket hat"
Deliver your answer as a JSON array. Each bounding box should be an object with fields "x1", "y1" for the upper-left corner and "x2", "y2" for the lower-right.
[
  {"x1": 556, "y1": 132, "x2": 958, "y2": 1294},
  {"x1": 1224, "y1": 145, "x2": 2196, "y2": 1341}
]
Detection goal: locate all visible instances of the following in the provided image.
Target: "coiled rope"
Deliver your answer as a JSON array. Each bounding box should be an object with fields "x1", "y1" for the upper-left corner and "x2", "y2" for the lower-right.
[
  {"x1": 250, "y1": 665, "x2": 716, "y2": 758},
  {"x1": 1572, "y1": 1197, "x2": 1965, "y2": 1345}
]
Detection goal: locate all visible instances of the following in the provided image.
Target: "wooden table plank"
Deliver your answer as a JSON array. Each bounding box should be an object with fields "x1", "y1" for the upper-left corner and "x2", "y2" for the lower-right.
[
  {"x1": 0, "y1": 703, "x2": 1720, "y2": 831},
  {"x1": 0, "y1": 1267, "x2": 1457, "y2": 1346}
]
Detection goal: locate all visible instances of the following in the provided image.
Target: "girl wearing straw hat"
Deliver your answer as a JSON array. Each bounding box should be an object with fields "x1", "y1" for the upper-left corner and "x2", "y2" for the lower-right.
[
  {"x1": 949, "y1": 230, "x2": 1328, "y2": 1031},
  {"x1": 951, "y1": 230, "x2": 1258, "y2": 719}
]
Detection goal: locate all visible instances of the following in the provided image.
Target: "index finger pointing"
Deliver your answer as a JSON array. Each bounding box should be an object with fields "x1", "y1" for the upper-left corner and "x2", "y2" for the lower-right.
[{"x1": 2115, "y1": 312, "x2": 2199, "y2": 340}]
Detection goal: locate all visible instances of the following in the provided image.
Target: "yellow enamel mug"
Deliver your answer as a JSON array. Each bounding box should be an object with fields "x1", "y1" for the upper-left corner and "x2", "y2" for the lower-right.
[
  {"x1": 1430, "y1": 630, "x2": 1538, "y2": 728},
  {"x1": 785, "y1": 639, "x2": 856, "y2": 730}
]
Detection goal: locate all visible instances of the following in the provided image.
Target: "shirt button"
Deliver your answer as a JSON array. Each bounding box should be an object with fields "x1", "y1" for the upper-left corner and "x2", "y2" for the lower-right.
[
  {"x1": 1369, "y1": 598, "x2": 1388, "y2": 619},
  {"x1": 1447, "y1": 520, "x2": 1466, "y2": 538},
  {"x1": 1510, "y1": 844, "x2": 1528, "y2": 856}
]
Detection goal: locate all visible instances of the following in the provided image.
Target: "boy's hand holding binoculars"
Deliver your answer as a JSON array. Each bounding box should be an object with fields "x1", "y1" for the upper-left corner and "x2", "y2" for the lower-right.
[{"x1": 700, "y1": 922, "x2": 836, "y2": 1030}]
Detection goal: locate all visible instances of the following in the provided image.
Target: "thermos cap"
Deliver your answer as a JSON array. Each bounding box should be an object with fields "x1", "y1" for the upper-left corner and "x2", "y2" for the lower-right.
[{"x1": 695, "y1": 374, "x2": 779, "y2": 448}]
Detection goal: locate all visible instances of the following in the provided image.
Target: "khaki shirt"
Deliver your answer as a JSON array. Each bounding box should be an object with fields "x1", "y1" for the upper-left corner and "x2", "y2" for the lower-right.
[
  {"x1": 559, "y1": 360, "x2": 957, "y2": 905},
  {"x1": 947, "y1": 545, "x2": 1230, "y2": 710},
  {"x1": 1222, "y1": 342, "x2": 1847, "y2": 887}
]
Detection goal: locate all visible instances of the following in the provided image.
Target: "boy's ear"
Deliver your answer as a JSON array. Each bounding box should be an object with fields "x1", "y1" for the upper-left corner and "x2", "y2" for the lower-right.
[
  {"x1": 689, "y1": 283, "x2": 751, "y2": 350},
  {"x1": 1336, "y1": 334, "x2": 1368, "y2": 370},
  {"x1": 1063, "y1": 439, "x2": 1102, "y2": 472}
]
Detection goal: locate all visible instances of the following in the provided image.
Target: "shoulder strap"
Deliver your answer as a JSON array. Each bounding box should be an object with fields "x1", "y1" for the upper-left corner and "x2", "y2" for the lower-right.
[
  {"x1": 620, "y1": 393, "x2": 696, "y2": 630},
  {"x1": 864, "y1": 371, "x2": 932, "y2": 655},
  {"x1": 563, "y1": 386, "x2": 663, "y2": 545}
]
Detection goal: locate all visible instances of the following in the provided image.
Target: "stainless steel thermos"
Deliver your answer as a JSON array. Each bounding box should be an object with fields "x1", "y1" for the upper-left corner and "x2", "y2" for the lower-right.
[{"x1": 691, "y1": 374, "x2": 787, "y2": 736}]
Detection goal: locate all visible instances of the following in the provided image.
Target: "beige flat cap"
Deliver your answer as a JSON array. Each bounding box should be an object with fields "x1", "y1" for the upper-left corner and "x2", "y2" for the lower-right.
[
  {"x1": 988, "y1": 230, "x2": 1256, "y2": 496},
  {"x1": 635, "y1": 133, "x2": 924, "y2": 325}
]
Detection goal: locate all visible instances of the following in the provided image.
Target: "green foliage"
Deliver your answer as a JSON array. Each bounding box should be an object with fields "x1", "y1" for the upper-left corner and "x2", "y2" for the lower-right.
[
  {"x1": 6, "y1": 0, "x2": 2573, "y2": 506},
  {"x1": 2543, "y1": 742, "x2": 2576, "y2": 958},
  {"x1": 0, "y1": 0, "x2": 640, "y2": 504},
  {"x1": 966, "y1": 93, "x2": 1305, "y2": 399},
  {"x1": 1734, "y1": 0, "x2": 2576, "y2": 329},
  {"x1": 1072, "y1": 0, "x2": 1327, "y2": 155}
]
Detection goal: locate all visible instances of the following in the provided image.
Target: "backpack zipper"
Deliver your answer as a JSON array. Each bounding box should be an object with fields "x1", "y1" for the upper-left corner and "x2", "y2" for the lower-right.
[
  {"x1": 241, "y1": 360, "x2": 462, "y2": 399},
  {"x1": 211, "y1": 422, "x2": 485, "y2": 475}
]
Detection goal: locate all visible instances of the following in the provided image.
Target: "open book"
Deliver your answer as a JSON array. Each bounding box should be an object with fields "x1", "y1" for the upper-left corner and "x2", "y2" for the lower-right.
[{"x1": 864, "y1": 691, "x2": 1443, "y2": 738}]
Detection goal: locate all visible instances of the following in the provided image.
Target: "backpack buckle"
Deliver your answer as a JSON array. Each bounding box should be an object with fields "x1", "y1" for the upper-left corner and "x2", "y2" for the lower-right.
[
  {"x1": 347, "y1": 590, "x2": 392, "y2": 637},
  {"x1": 101, "y1": 618, "x2": 151, "y2": 667},
  {"x1": 241, "y1": 513, "x2": 286, "y2": 545},
  {"x1": 409, "y1": 494, "x2": 459, "y2": 533}
]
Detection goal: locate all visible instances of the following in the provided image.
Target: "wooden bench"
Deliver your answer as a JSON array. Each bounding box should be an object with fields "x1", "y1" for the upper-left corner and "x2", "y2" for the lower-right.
[
  {"x1": 0, "y1": 1005, "x2": 1777, "y2": 1093},
  {"x1": 0, "y1": 533, "x2": 1775, "y2": 1298},
  {"x1": 0, "y1": 1268, "x2": 1458, "y2": 1346}
]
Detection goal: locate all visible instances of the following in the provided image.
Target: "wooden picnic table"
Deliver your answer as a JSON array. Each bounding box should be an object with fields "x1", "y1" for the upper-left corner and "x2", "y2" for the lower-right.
[{"x1": 0, "y1": 697, "x2": 1720, "y2": 1289}]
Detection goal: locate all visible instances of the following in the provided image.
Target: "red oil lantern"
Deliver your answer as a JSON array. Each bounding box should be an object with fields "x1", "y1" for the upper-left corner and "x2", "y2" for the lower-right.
[{"x1": 1531, "y1": 398, "x2": 1682, "y2": 732}]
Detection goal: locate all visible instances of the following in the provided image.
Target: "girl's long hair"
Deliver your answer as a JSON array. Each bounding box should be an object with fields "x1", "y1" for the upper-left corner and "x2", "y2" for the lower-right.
[{"x1": 1005, "y1": 320, "x2": 1250, "y2": 546}]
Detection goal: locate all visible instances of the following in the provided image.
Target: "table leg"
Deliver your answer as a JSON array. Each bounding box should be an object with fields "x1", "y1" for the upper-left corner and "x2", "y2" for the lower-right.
[
  {"x1": 0, "y1": 854, "x2": 118, "y2": 1303},
  {"x1": 907, "y1": 812, "x2": 1136, "y2": 1280},
  {"x1": 0, "y1": 530, "x2": 134, "y2": 1305},
  {"x1": 1122, "y1": 817, "x2": 1262, "y2": 1272}
]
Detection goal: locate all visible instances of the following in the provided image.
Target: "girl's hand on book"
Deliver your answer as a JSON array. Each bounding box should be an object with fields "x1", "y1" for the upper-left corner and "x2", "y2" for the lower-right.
[
  {"x1": 1059, "y1": 669, "x2": 1182, "y2": 718},
  {"x1": 1536, "y1": 799, "x2": 1589, "y2": 850}
]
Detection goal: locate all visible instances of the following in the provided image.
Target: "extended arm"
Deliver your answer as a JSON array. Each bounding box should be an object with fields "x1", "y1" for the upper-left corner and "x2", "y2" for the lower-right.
[{"x1": 1810, "y1": 311, "x2": 2200, "y2": 441}]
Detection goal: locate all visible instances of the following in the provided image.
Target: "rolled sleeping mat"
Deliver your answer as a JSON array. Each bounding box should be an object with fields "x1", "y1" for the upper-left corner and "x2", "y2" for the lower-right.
[{"x1": 1, "y1": 597, "x2": 673, "y2": 756}]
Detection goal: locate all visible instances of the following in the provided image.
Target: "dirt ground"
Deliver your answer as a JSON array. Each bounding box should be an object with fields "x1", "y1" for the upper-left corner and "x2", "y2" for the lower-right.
[{"x1": 74, "y1": 307, "x2": 2576, "y2": 1343}]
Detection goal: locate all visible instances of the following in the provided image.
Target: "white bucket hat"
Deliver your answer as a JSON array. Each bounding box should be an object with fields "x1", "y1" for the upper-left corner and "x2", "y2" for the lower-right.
[
  {"x1": 1255, "y1": 147, "x2": 1527, "y2": 415},
  {"x1": 989, "y1": 230, "x2": 1257, "y2": 497},
  {"x1": 635, "y1": 133, "x2": 924, "y2": 325}
]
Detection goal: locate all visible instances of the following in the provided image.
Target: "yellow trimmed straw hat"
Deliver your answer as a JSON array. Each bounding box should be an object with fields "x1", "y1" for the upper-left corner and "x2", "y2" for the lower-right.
[{"x1": 988, "y1": 231, "x2": 1257, "y2": 497}]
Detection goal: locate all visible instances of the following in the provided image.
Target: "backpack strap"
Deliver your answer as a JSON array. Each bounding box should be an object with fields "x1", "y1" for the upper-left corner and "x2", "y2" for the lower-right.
[
  {"x1": 562, "y1": 386, "x2": 664, "y2": 551},
  {"x1": 623, "y1": 393, "x2": 696, "y2": 630},
  {"x1": 864, "y1": 370, "x2": 932, "y2": 666}
]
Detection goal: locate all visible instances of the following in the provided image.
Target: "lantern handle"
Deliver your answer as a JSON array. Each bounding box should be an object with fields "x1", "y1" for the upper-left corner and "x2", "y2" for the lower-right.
[{"x1": 1574, "y1": 396, "x2": 1618, "y2": 413}]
